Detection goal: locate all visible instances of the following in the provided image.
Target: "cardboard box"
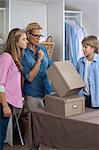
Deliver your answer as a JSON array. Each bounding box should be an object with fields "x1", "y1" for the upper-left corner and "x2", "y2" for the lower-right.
[
  {"x1": 47, "y1": 60, "x2": 85, "y2": 97},
  {"x1": 45, "y1": 95, "x2": 85, "y2": 117}
]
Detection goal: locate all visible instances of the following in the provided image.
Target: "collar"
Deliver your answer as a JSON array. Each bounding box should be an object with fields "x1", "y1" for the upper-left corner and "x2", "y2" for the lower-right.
[{"x1": 83, "y1": 53, "x2": 98, "y2": 63}]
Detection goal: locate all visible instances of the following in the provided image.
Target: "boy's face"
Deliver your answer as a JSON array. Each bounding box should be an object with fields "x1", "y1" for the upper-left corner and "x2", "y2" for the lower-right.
[{"x1": 82, "y1": 44, "x2": 95, "y2": 57}]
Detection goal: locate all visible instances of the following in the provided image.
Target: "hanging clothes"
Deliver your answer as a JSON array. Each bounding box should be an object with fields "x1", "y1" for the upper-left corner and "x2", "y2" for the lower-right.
[{"x1": 65, "y1": 20, "x2": 86, "y2": 66}]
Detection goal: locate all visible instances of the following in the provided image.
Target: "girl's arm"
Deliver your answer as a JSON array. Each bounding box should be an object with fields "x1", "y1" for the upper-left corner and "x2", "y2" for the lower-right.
[{"x1": 0, "y1": 92, "x2": 12, "y2": 117}]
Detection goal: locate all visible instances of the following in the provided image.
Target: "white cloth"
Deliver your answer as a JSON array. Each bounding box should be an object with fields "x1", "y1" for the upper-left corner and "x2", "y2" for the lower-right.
[{"x1": 84, "y1": 59, "x2": 91, "y2": 95}]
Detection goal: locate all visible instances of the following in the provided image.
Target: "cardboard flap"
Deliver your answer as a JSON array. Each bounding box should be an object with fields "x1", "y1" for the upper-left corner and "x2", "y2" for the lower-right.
[{"x1": 47, "y1": 60, "x2": 85, "y2": 97}]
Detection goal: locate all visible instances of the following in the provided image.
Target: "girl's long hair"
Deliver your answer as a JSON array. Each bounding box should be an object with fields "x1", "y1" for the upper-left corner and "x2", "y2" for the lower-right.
[{"x1": 4, "y1": 28, "x2": 25, "y2": 72}]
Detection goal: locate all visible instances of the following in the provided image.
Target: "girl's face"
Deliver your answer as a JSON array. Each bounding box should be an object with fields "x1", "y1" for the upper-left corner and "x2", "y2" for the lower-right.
[
  {"x1": 18, "y1": 33, "x2": 28, "y2": 49},
  {"x1": 82, "y1": 44, "x2": 95, "y2": 57}
]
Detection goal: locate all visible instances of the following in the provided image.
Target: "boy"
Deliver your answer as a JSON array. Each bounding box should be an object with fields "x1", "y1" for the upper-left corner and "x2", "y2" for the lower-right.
[{"x1": 76, "y1": 35, "x2": 99, "y2": 108}]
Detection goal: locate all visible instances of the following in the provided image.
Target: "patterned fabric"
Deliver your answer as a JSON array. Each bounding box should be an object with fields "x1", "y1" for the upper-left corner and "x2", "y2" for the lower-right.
[{"x1": 21, "y1": 45, "x2": 52, "y2": 98}]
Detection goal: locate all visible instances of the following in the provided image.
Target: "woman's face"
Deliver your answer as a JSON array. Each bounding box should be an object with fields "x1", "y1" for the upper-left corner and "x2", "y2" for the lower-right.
[
  {"x1": 29, "y1": 29, "x2": 42, "y2": 45},
  {"x1": 18, "y1": 33, "x2": 28, "y2": 49}
]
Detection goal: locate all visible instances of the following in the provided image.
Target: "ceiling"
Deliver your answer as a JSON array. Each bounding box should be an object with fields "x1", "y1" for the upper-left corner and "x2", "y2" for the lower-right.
[{"x1": 14, "y1": 0, "x2": 60, "y2": 3}]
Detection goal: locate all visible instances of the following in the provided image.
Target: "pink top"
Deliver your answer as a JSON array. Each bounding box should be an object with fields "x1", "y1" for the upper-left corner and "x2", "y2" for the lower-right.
[{"x1": 0, "y1": 52, "x2": 23, "y2": 108}]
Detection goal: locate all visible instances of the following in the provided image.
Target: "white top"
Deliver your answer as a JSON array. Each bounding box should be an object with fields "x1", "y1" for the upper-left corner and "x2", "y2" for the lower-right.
[{"x1": 84, "y1": 59, "x2": 92, "y2": 95}]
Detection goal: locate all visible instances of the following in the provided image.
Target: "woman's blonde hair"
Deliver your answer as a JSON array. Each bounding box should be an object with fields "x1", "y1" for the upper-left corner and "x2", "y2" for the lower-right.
[
  {"x1": 26, "y1": 22, "x2": 42, "y2": 33},
  {"x1": 4, "y1": 28, "x2": 26, "y2": 72},
  {"x1": 82, "y1": 35, "x2": 99, "y2": 53}
]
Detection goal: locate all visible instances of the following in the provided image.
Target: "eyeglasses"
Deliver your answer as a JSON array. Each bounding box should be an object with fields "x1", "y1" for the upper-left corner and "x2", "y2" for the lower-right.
[{"x1": 30, "y1": 33, "x2": 43, "y2": 38}]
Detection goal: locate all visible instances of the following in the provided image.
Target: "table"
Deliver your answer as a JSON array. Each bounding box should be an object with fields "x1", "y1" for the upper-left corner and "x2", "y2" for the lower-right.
[{"x1": 31, "y1": 108, "x2": 99, "y2": 150}]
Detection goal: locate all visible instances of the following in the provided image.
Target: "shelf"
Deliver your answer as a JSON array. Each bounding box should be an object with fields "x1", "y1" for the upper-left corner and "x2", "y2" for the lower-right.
[
  {"x1": 65, "y1": 16, "x2": 78, "y2": 18},
  {"x1": 0, "y1": 7, "x2": 5, "y2": 10},
  {"x1": 64, "y1": 10, "x2": 82, "y2": 14}
]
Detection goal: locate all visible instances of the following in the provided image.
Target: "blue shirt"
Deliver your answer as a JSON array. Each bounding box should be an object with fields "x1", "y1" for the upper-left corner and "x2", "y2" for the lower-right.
[
  {"x1": 21, "y1": 44, "x2": 52, "y2": 98},
  {"x1": 76, "y1": 54, "x2": 99, "y2": 107}
]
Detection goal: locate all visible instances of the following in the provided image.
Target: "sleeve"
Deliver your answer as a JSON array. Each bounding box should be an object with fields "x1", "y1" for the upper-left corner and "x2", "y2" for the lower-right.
[
  {"x1": 37, "y1": 44, "x2": 49, "y2": 57},
  {"x1": 21, "y1": 52, "x2": 35, "y2": 81},
  {"x1": 0, "y1": 85, "x2": 5, "y2": 92},
  {"x1": 43, "y1": 46, "x2": 52, "y2": 68},
  {"x1": 38, "y1": 44, "x2": 52, "y2": 68},
  {"x1": 0, "y1": 53, "x2": 12, "y2": 86},
  {"x1": 76, "y1": 56, "x2": 83, "y2": 72},
  {"x1": 47, "y1": 58, "x2": 52, "y2": 68}
]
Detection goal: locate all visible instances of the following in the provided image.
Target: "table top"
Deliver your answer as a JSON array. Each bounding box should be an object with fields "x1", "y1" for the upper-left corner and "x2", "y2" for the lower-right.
[
  {"x1": 31, "y1": 107, "x2": 99, "y2": 149},
  {"x1": 32, "y1": 107, "x2": 99, "y2": 125}
]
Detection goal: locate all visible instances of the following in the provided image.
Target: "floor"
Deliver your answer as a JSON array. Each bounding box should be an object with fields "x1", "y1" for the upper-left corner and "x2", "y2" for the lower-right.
[
  {"x1": 4, "y1": 144, "x2": 58, "y2": 150},
  {"x1": 4, "y1": 144, "x2": 30, "y2": 150},
  {"x1": 4, "y1": 144, "x2": 97, "y2": 150}
]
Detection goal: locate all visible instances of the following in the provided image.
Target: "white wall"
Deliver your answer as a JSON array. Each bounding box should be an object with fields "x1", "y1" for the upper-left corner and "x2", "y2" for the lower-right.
[
  {"x1": 0, "y1": 8, "x2": 5, "y2": 40},
  {"x1": 97, "y1": 2, "x2": 99, "y2": 36},
  {"x1": 66, "y1": 0, "x2": 98, "y2": 36},
  {"x1": 47, "y1": 0, "x2": 65, "y2": 61},
  {"x1": 10, "y1": 0, "x2": 47, "y2": 37}
]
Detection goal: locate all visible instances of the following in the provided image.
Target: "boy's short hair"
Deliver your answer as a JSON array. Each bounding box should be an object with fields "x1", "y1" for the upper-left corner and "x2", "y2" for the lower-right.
[{"x1": 82, "y1": 35, "x2": 99, "y2": 53}]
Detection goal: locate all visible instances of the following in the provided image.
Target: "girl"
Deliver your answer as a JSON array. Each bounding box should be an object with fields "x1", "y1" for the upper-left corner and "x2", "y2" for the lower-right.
[{"x1": 0, "y1": 28, "x2": 28, "y2": 150}]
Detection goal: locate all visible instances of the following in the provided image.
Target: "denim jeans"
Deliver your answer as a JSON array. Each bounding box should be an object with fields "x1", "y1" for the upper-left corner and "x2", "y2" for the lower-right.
[{"x1": 0, "y1": 104, "x2": 11, "y2": 150}]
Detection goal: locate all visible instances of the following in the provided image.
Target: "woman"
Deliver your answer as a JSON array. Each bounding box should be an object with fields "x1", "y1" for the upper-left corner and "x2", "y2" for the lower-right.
[
  {"x1": 21, "y1": 22, "x2": 52, "y2": 148},
  {"x1": 0, "y1": 28, "x2": 28, "y2": 150}
]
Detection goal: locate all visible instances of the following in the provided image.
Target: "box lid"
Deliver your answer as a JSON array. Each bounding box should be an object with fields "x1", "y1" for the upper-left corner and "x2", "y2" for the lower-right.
[
  {"x1": 47, "y1": 60, "x2": 85, "y2": 97},
  {"x1": 45, "y1": 95, "x2": 85, "y2": 103}
]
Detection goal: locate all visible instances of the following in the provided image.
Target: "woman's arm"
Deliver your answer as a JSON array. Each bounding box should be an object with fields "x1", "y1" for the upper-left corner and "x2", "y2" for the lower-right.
[{"x1": 28, "y1": 49, "x2": 44, "y2": 82}]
